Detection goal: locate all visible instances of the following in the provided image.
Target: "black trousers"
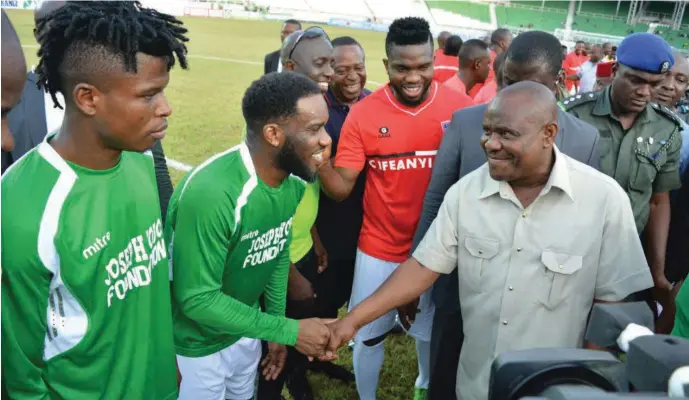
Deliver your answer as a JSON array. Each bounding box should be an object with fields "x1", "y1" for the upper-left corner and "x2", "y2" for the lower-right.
[
  {"x1": 427, "y1": 307, "x2": 463, "y2": 400},
  {"x1": 257, "y1": 250, "x2": 355, "y2": 399}
]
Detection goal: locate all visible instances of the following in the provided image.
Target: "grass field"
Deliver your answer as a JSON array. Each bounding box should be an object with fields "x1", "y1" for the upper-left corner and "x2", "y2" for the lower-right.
[{"x1": 6, "y1": 9, "x2": 419, "y2": 400}]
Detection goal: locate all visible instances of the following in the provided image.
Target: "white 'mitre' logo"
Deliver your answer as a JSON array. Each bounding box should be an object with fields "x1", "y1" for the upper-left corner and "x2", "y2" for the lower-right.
[{"x1": 83, "y1": 232, "x2": 111, "y2": 259}]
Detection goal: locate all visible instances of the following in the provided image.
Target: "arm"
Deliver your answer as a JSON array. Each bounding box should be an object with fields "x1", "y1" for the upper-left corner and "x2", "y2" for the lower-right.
[
  {"x1": 319, "y1": 113, "x2": 364, "y2": 201},
  {"x1": 327, "y1": 184, "x2": 462, "y2": 350},
  {"x1": 150, "y1": 140, "x2": 174, "y2": 222},
  {"x1": 594, "y1": 185, "x2": 654, "y2": 303},
  {"x1": 264, "y1": 53, "x2": 271, "y2": 75},
  {"x1": 646, "y1": 192, "x2": 672, "y2": 292},
  {"x1": 264, "y1": 240, "x2": 291, "y2": 317},
  {"x1": 311, "y1": 225, "x2": 328, "y2": 273},
  {"x1": 172, "y1": 187, "x2": 299, "y2": 346},
  {"x1": 647, "y1": 136, "x2": 683, "y2": 293},
  {"x1": 411, "y1": 111, "x2": 464, "y2": 252}
]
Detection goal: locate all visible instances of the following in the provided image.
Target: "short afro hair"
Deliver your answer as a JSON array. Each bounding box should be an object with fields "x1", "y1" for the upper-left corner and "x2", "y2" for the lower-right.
[
  {"x1": 385, "y1": 17, "x2": 433, "y2": 56},
  {"x1": 490, "y1": 28, "x2": 512, "y2": 45},
  {"x1": 444, "y1": 35, "x2": 463, "y2": 56},
  {"x1": 505, "y1": 31, "x2": 563, "y2": 78},
  {"x1": 458, "y1": 39, "x2": 489, "y2": 68},
  {"x1": 242, "y1": 71, "x2": 322, "y2": 143},
  {"x1": 332, "y1": 36, "x2": 362, "y2": 49}
]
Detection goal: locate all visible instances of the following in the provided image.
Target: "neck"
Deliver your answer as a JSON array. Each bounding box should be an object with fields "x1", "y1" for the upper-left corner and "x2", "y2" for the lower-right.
[
  {"x1": 609, "y1": 87, "x2": 640, "y2": 124},
  {"x1": 510, "y1": 151, "x2": 555, "y2": 191},
  {"x1": 50, "y1": 112, "x2": 122, "y2": 170},
  {"x1": 458, "y1": 70, "x2": 477, "y2": 93},
  {"x1": 332, "y1": 88, "x2": 359, "y2": 106},
  {"x1": 248, "y1": 141, "x2": 288, "y2": 188}
]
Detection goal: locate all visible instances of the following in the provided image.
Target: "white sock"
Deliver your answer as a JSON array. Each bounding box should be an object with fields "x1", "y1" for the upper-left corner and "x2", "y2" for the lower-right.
[
  {"x1": 414, "y1": 338, "x2": 431, "y2": 389},
  {"x1": 353, "y1": 340, "x2": 385, "y2": 400}
]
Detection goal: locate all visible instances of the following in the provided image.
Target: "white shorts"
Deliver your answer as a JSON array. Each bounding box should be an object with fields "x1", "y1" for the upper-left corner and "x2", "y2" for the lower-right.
[
  {"x1": 348, "y1": 248, "x2": 435, "y2": 342},
  {"x1": 177, "y1": 338, "x2": 261, "y2": 400}
]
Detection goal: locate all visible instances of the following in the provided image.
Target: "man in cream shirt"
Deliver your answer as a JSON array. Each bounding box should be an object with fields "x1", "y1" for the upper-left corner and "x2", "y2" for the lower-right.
[{"x1": 324, "y1": 81, "x2": 654, "y2": 400}]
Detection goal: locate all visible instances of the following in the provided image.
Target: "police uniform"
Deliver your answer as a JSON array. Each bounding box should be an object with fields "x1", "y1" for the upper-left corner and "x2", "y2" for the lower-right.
[{"x1": 565, "y1": 33, "x2": 683, "y2": 233}]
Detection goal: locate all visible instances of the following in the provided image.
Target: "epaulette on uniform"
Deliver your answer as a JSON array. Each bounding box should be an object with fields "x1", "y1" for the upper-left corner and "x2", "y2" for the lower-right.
[
  {"x1": 561, "y1": 92, "x2": 599, "y2": 111},
  {"x1": 650, "y1": 102, "x2": 683, "y2": 129}
]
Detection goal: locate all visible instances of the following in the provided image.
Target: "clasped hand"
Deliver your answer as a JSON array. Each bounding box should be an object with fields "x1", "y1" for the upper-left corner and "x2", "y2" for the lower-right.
[{"x1": 294, "y1": 317, "x2": 359, "y2": 361}]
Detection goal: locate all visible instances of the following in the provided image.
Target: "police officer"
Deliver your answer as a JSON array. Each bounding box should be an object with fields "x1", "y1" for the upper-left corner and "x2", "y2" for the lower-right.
[{"x1": 565, "y1": 33, "x2": 683, "y2": 309}]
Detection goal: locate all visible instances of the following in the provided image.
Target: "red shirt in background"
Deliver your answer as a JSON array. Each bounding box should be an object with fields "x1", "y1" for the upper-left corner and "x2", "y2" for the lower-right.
[
  {"x1": 444, "y1": 74, "x2": 482, "y2": 99},
  {"x1": 473, "y1": 79, "x2": 498, "y2": 104},
  {"x1": 334, "y1": 82, "x2": 474, "y2": 262},
  {"x1": 486, "y1": 49, "x2": 497, "y2": 83},
  {"x1": 563, "y1": 51, "x2": 590, "y2": 92},
  {"x1": 433, "y1": 52, "x2": 459, "y2": 83}
]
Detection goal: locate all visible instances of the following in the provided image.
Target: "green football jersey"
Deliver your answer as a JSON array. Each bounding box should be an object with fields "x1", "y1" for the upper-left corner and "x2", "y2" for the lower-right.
[
  {"x1": 1, "y1": 142, "x2": 177, "y2": 400},
  {"x1": 167, "y1": 143, "x2": 305, "y2": 357}
]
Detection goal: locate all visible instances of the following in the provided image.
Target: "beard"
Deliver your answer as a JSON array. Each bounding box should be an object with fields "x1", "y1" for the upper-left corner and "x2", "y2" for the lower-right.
[{"x1": 277, "y1": 136, "x2": 317, "y2": 183}]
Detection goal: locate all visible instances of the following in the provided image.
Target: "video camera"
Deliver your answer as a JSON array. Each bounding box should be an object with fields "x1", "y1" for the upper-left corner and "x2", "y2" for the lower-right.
[{"x1": 488, "y1": 302, "x2": 689, "y2": 399}]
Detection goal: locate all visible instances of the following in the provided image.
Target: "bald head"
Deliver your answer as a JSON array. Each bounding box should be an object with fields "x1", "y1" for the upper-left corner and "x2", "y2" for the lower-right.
[
  {"x1": 281, "y1": 29, "x2": 334, "y2": 92},
  {"x1": 482, "y1": 81, "x2": 559, "y2": 183},
  {"x1": 2, "y1": 10, "x2": 27, "y2": 152},
  {"x1": 491, "y1": 81, "x2": 557, "y2": 123},
  {"x1": 437, "y1": 31, "x2": 451, "y2": 50}
]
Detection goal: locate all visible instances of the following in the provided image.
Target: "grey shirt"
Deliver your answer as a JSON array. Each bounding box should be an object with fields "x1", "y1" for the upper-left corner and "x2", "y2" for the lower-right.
[
  {"x1": 411, "y1": 103, "x2": 602, "y2": 312},
  {"x1": 413, "y1": 148, "x2": 652, "y2": 400}
]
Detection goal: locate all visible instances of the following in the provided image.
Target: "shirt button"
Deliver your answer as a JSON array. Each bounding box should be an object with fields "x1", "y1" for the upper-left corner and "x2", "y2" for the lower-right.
[
  {"x1": 502, "y1": 320, "x2": 508, "y2": 325},
  {"x1": 508, "y1": 286, "x2": 514, "y2": 291},
  {"x1": 516, "y1": 247, "x2": 522, "y2": 252},
  {"x1": 558, "y1": 265, "x2": 564, "y2": 269},
  {"x1": 521, "y1": 212, "x2": 528, "y2": 218},
  {"x1": 478, "y1": 250, "x2": 483, "y2": 254}
]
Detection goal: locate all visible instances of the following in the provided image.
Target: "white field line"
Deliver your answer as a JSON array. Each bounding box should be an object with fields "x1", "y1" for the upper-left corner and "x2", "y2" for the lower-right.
[{"x1": 21, "y1": 45, "x2": 383, "y2": 171}]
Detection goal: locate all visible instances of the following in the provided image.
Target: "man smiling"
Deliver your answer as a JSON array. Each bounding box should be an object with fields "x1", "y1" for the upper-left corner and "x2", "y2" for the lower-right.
[{"x1": 318, "y1": 17, "x2": 473, "y2": 400}]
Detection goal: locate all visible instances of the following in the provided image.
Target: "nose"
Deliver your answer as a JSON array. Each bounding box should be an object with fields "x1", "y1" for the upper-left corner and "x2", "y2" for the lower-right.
[
  {"x1": 156, "y1": 94, "x2": 172, "y2": 118},
  {"x1": 637, "y1": 83, "x2": 653, "y2": 98},
  {"x1": 319, "y1": 127, "x2": 332, "y2": 147},
  {"x1": 482, "y1": 133, "x2": 502, "y2": 152},
  {"x1": 1, "y1": 118, "x2": 15, "y2": 152},
  {"x1": 323, "y1": 62, "x2": 334, "y2": 79}
]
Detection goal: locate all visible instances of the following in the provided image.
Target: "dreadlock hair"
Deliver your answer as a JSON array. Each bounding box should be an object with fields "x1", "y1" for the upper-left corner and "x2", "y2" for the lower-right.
[
  {"x1": 35, "y1": 1, "x2": 189, "y2": 110},
  {"x1": 385, "y1": 17, "x2": 433, "y2": 56}
]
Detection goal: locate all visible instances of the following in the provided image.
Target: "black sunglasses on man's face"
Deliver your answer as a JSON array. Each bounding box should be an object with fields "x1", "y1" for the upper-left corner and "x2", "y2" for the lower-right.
[{"x1": 288, "y1": 26, "x2": 330, "y2": 60}]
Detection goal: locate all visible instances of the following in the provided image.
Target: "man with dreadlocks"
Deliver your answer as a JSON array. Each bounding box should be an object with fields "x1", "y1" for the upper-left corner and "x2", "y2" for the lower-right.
[{"x1": 1, "y1": 2, "x2": 188, "y2": 399}]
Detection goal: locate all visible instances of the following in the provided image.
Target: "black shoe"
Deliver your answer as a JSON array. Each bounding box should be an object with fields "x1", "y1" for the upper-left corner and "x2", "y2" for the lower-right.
[
  {"x1": 308, "y1": 360, "x2": 355, "y2": 383},
  {"x1": 286, "y1": 372, "x2": 314, "y2": 400}
]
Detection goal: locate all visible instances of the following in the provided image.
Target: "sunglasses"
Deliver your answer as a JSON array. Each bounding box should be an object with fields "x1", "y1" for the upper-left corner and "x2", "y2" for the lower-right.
[{"x1": 288, "y1": 26, "x2": 330, "y2": 60}]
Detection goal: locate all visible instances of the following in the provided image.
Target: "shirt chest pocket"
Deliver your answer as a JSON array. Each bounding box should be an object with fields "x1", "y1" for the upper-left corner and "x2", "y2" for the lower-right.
[
  {"x1": 630, "y1": 150, "x2": 666, "y2": 192},
  {"x1": 538, "y1": 251, "x2": 583, "y2": 310},
  {"x1": 459, "y1": 236, "x2": 499, "y2": 293}
]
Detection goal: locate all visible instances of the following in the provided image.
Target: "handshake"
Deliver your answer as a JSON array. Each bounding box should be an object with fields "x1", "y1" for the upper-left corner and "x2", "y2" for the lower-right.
[{"x1": 294, "y1": 317, "x2": 359, "y2": 360}]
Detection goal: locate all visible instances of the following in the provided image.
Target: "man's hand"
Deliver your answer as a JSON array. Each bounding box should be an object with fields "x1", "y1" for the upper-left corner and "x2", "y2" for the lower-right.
[
  {"x1": 261, "y1": 342, "x2": 287, "y2": 381},
  {"x1": 397, "y1": 297, "x2": 419, "y2": 330},
  {"x1": 295, "y1": 318, "x2": 336, "y2": 359},
  {"x1": 652, "y1": 273, "x2": 674, "y2": 307},
  {"x1": 324, "y1": 318, "x2": 358, "y2": 356},
  {"x1": 288, "y1": 266, "x2": 316, "y2": 301},
  {"x1": 314, "y1": 239, "x2": 328, "y2": 274}
]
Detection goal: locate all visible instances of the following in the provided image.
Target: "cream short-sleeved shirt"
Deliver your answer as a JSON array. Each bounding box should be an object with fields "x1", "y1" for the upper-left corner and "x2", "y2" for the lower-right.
[{"x1": 413, "y1": 146, "x2": 653, "y2": 400}]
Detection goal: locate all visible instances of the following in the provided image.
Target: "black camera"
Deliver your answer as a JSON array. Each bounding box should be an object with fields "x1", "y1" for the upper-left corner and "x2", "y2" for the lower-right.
[{"x1": 488, "y1": 302, "x2": 689, "y2": 399}]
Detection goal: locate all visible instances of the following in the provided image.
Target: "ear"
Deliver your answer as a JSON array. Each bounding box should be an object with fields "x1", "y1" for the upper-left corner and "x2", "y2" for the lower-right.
[
  {"x1": 263, "y1": 123, "x2": 284, "y2": 148},
  {"x1": 543, "y1": 121, "x2": 558, "y2": 146},
  {"x1": 73, "y1": 83, "x2": 98, "y2": 117},
  {"x1": 382, "y1": 58, "x2": 389, "y2": 71},
  {"x1": 283, "y1": 60, "x2": 296, "y2": 71}
]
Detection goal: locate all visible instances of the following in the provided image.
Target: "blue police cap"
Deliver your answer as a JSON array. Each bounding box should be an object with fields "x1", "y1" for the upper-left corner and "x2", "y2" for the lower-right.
[{"x1": 617, "y1": 33, "x2": 674, "y2": 74}]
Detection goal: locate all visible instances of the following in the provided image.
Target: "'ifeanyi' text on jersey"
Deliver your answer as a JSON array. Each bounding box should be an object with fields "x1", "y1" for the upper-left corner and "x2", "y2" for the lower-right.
[{"x1": 104, "y1": 219, "x2": 167, "y2": 307}]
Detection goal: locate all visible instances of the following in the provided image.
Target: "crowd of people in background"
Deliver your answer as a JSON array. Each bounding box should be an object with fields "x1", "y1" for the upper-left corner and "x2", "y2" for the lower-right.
[{"x1": 1, "y1": 2, "x2": 688, "y2": 400}]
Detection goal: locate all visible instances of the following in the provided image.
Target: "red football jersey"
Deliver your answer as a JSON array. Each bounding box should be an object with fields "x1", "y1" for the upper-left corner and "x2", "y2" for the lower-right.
[{"x1": 335, "y1": 82, "x2": 474, "y2": 262}]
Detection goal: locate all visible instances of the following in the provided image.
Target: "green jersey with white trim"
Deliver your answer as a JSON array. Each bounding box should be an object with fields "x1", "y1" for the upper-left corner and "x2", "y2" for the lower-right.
[
  {"x1": 166, "y1": 142, "x2": 305, "y2": 357},
  {"x1": 1, "y1": 141, "x2": 177, "y2": 400}
]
